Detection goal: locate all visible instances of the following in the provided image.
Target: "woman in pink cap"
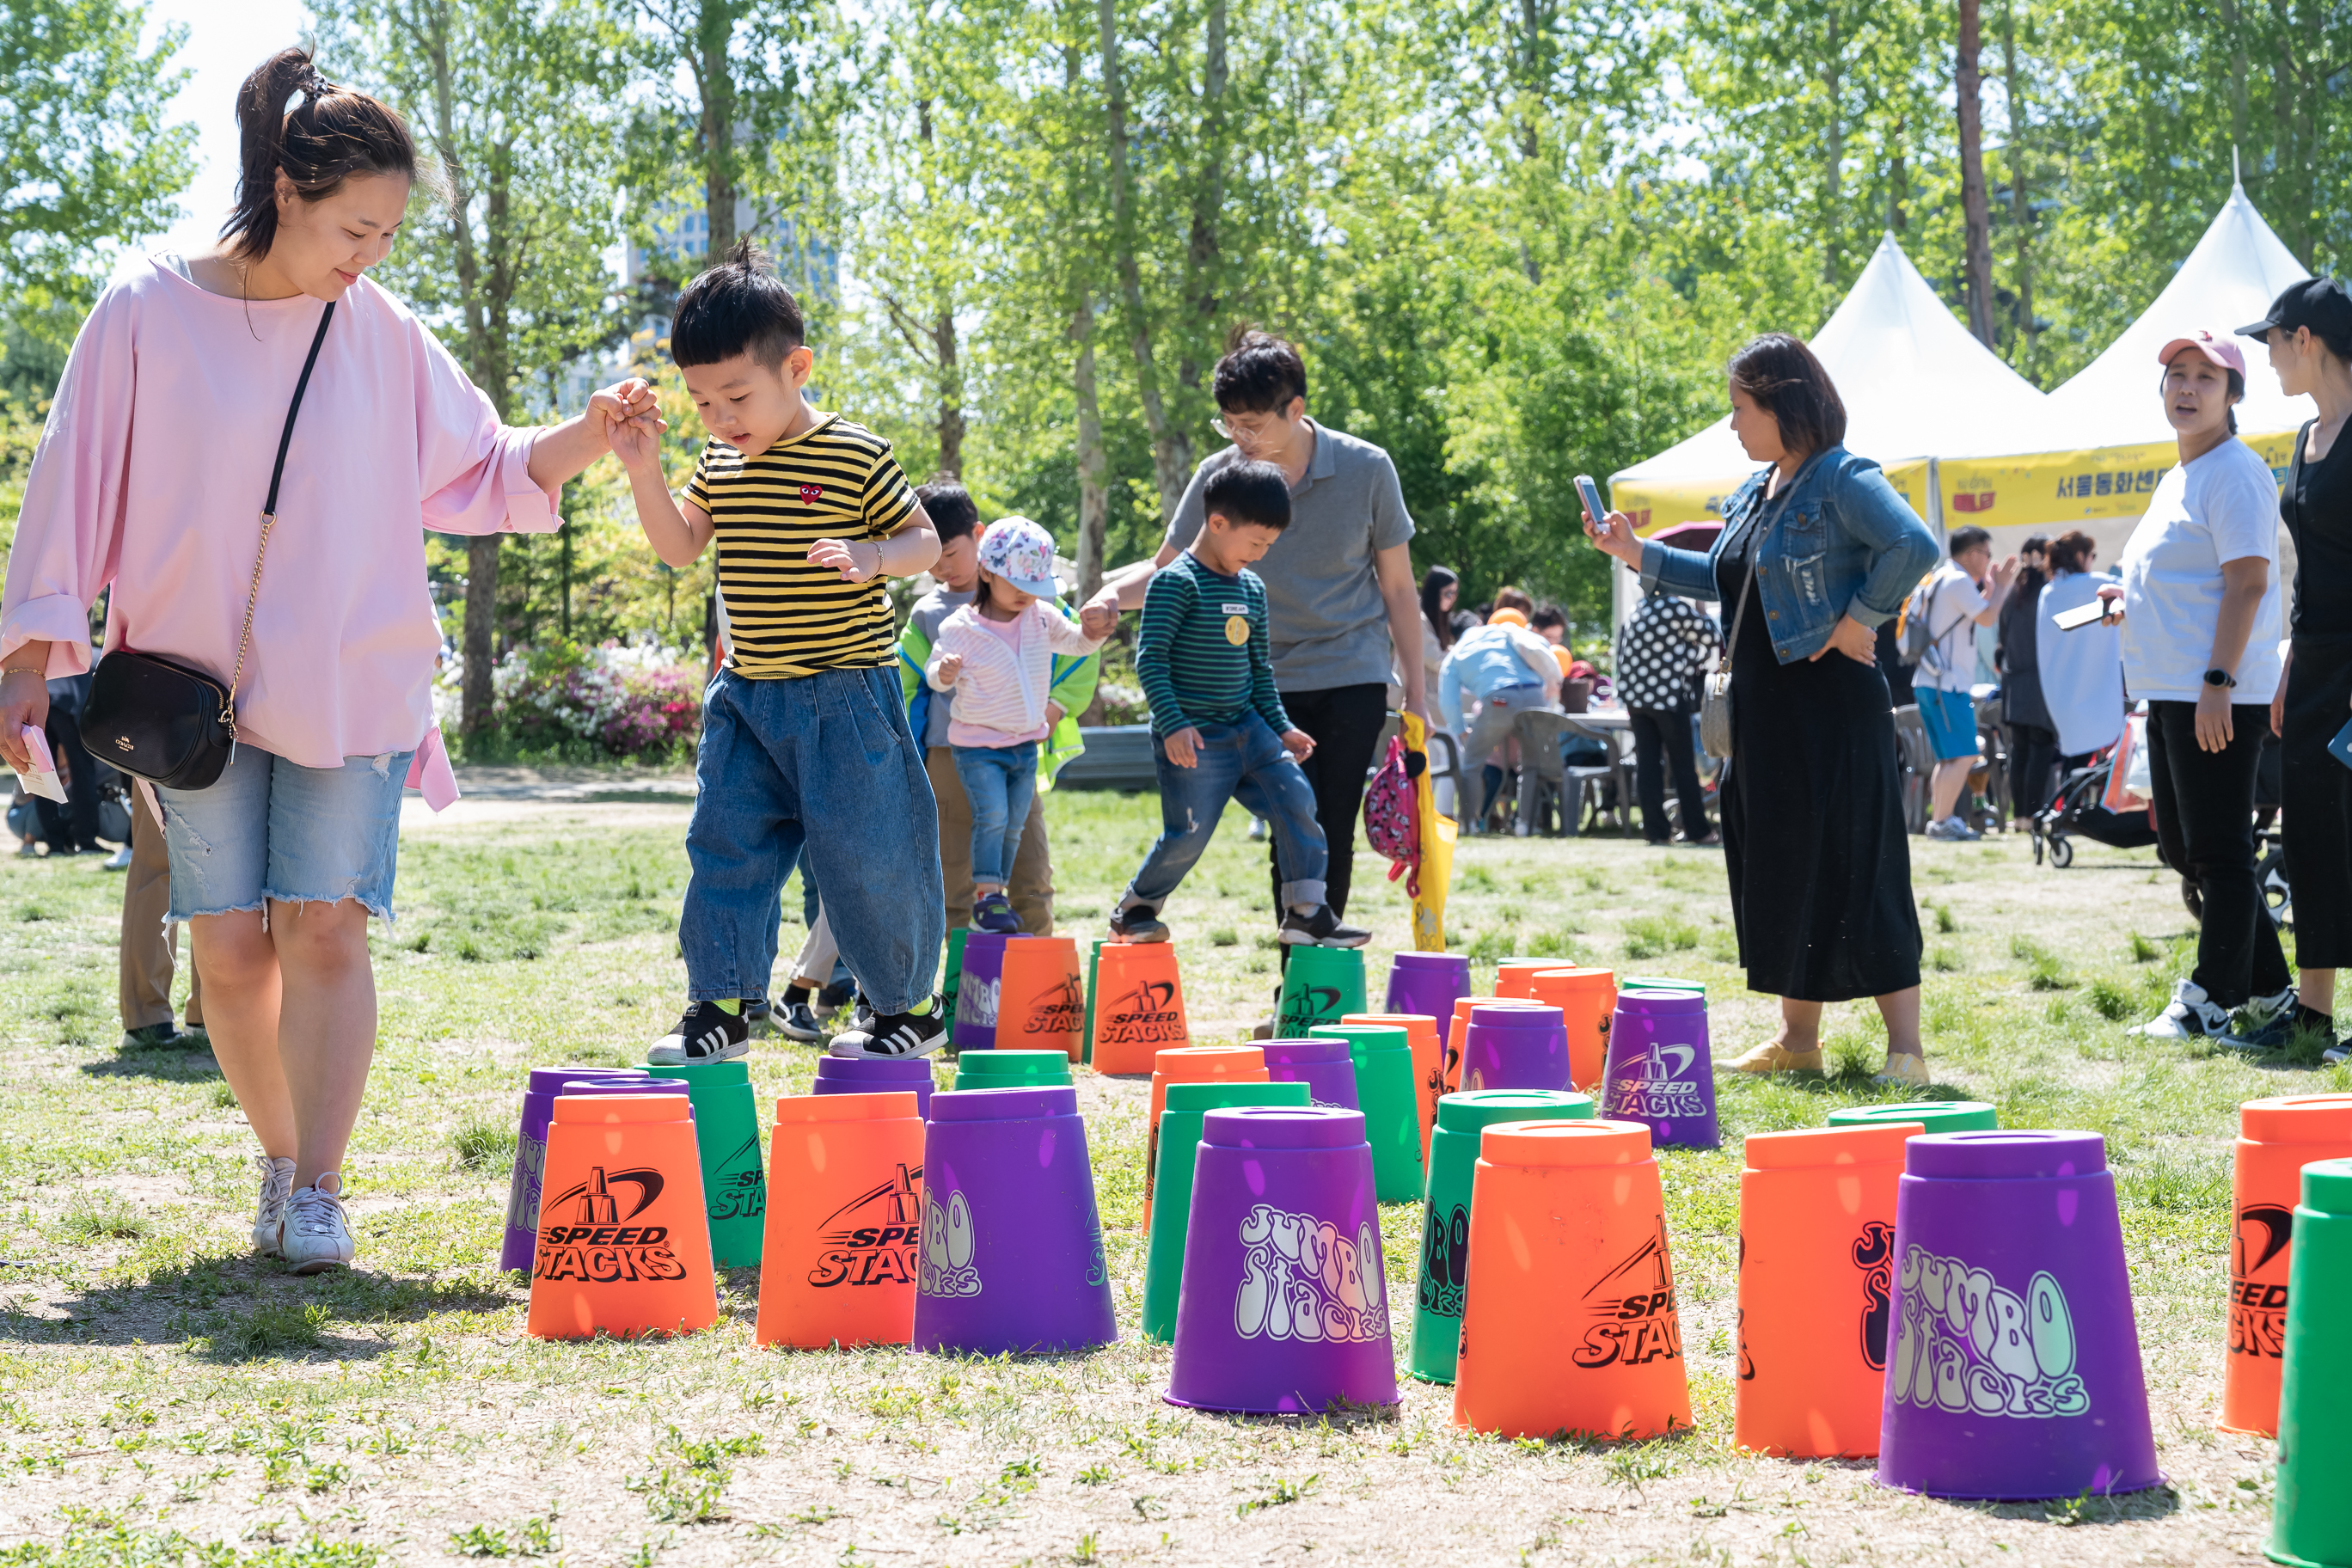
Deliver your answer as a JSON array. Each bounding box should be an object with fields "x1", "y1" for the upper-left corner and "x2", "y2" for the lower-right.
[
  {"x1": 0, "y1": 49, "x2": 645, "y2": 1273},
  {"x1": 2098, "y1": 329, "x2": 2292, "y2": 1046}
]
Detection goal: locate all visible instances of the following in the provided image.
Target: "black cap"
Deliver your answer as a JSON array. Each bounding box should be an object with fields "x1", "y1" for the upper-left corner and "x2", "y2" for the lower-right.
[{"x1": 2236, "y1": 277, "x2": 2352, "y2": 342}]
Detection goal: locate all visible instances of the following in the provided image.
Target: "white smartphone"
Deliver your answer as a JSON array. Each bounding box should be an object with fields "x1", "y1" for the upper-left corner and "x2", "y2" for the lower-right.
[
  {"x1": 1574, "y1": 475, "x2": 1607, "y2": 529},
  {"x1": 2050, "y1": 600, "x2": 2109, "y2": 632}
]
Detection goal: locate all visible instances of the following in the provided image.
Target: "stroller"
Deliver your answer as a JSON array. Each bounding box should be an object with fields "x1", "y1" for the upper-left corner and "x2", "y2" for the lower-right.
[{"x1": 2030, "y1": 735, "x2": 2292, "y2": 930}]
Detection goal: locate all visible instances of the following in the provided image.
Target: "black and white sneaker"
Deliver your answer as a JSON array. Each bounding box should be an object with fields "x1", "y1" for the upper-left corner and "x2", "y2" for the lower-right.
[
  {"x1": 649, "y1": 1001, "x2": 751, "y2": 1064},
  {"x1": 1108, "y1": 903, "x2": 1170, "y2": 943},
  {"x1": 2134, "y1": 979, "x2": 2232, "y2": 1044},
  {"x1": 775, "y1": 1001, "x2": 827, "y2": 1043},
  {"x1": 1280, "y1": 904, "x2": 1370, "y2": 947},
  {"x1": 829, "y1": 997, "x2": 948, "y2": 1059}
]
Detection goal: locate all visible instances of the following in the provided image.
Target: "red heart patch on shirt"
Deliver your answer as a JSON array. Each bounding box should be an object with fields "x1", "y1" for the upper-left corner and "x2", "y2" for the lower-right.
[{"x1": 799, "y1": 483, "x2": 824, "y2": 505}]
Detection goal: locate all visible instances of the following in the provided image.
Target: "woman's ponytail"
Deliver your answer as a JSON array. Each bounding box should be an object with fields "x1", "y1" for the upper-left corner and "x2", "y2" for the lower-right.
[{"x1": 222, "y1": 47, "x2": 422, "y2": 262}]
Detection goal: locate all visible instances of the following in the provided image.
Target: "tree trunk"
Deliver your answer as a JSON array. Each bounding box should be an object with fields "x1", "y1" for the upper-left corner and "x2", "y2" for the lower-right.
[
  {"x1": 918, "y1": 98, "x2": 964, "y2": 475},
  {"x1": 1955, "y1": 0, "x2": 1997, "y2": 346},
  {"x1": 1821, "y1": 7, "x2": 1843, "y2": 284},
  {"x1": 700, "y1": 0, "x2": 737, "y2": 258},
  {"x1": 1072, "y1": 292, "x2": 1107, "y2": 603},
  {"x1": 2000, "y1": 3, "x2": 2035, "y2": 364},
  {"x1": 1176, "y1": 0, "x2": 1228, "y2": 394},
  {"x1": 2220, "y1": 0, "x2": 2249, "y2": 158},
  {"x1": 1886, "y1": 119, "x2": 1908, "y2": 236},
  {"x1": 1097, "y1": 0, "x2": 1190, "y2": 523}
]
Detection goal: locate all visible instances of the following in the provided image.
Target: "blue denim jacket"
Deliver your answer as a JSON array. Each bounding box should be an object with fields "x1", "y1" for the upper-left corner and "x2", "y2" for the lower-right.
[{"x1": 1638, "y1": 446, "x2": 1939, "y2": 665}]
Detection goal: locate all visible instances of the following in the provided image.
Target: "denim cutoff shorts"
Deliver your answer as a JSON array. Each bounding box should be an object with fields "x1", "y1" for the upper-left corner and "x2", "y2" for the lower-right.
[{"x1": 155, "y1": 744, "x2": 412, "y2": 922}]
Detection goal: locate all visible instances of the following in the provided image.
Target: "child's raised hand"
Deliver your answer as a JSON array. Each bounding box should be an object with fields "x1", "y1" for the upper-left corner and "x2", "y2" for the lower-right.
[
  {"x1": 811, "y1": 537, "x2": 880, "y2": 582},
  {"x1": 607, "y1": 410, "x2": 664, "y2": 474},
  {"x1": 589, "y1": 378, "x2": 659, "y2": 435},
  {"x1": 1078, "y1": 602, "x2": 1118, "y2": 640},
  {"x1": 1281, "y1": 728, "x2": 1316, "y2": 763},
  {"x1": 932, "y1": 651, "x2": 964, "y2": 686},
  {"x1": 1163, "y1": 727, "x2": 1204, "y2": 768}
]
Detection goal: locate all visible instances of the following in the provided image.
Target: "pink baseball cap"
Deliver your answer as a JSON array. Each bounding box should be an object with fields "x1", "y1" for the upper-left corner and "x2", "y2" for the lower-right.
[{"x1": 2156, "y1": 328, "x2": 2246, "y2": 376}]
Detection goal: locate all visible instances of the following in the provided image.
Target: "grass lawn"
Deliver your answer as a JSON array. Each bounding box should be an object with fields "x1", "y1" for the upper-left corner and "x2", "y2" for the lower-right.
[{"x1": 0, "y1": 782, "x2": 2329, "y2": 1565}]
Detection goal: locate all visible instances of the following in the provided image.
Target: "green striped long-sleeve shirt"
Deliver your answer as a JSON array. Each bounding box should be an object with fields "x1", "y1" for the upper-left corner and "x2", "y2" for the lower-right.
[{"x1": 1136, "y1": 551, "x2": 1292, "y2": 738}]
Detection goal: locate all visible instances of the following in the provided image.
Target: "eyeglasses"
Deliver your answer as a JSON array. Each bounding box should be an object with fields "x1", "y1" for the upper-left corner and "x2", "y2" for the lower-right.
[{"x1": 1212, "y1": 412, "x2": 1289, "y2": 446}]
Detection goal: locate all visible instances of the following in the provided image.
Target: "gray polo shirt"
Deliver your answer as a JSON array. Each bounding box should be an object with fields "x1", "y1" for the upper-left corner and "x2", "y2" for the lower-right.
[{"x1": 1165, "y1": 421, "x2": 1415, "y2": 693}]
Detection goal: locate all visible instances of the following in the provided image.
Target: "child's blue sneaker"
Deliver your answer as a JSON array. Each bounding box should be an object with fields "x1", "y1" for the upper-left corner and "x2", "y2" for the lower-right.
[{"x1": 971, "y1": 891, "x2": 1021, "y2": 934}]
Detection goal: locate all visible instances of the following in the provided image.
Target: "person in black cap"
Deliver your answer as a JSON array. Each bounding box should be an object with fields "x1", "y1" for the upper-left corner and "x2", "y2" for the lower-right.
[{"x1": 2244, "y1": 277, "x2": 2352, "y2": 1056}]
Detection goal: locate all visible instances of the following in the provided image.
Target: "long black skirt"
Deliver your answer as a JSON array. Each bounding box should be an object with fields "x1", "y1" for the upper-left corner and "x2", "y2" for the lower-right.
[
  {"x1": 2282, "y1": 632, "x2": 2352, "y2": 969},
  {"x1": 1721, "y1": 646, "x2": 1924, "y2": 1002}
]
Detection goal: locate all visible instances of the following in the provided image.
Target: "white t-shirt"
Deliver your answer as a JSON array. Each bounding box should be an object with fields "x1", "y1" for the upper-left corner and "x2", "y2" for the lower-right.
[
  {"x1": 1917, "y1": 560, "x2": 1990, "y2": 694},
  {"x1": 2116, "y1": 438, "x2": 2284, "y2": 704}
]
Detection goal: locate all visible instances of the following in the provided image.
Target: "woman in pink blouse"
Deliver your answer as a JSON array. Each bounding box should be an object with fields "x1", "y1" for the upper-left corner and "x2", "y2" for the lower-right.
[{"x1": 0, "y1": 50, "x2": 647, "y2": 1272}]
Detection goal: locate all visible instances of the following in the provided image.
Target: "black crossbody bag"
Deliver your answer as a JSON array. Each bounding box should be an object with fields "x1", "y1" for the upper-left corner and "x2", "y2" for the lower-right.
[{"x1": 83, "y1": 302, "x2": 334, "y2": 790}]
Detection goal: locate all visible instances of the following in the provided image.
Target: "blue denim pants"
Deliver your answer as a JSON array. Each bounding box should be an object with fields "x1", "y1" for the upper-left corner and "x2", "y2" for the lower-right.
[
  {"x1": 951, "y1": 741, "x2": 1038, "y2": 886},
  {"x1": 1124, "y1": 714, "x2": 1326, "y2": 912},
  {"x1": 683, "y1": 666, "x2": 944, "y2": 1014}
]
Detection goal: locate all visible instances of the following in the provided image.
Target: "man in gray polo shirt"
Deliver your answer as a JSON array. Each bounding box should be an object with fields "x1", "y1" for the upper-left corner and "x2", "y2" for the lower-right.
[{"x1": 1089, "y1": 328, "x2": 1426, "y2": 933}]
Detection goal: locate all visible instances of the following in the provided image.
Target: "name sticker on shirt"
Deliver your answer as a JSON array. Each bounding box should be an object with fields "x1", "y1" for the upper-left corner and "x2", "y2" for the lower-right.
[{"x1": 1225, "y1": 616, "x2": 1251, "y2": 646}]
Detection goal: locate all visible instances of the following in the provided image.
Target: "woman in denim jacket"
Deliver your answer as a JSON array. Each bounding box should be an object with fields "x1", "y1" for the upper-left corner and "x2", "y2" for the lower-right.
[{"x1": 1589, "y1": 334, "x2": 1939, "y2": 1084}]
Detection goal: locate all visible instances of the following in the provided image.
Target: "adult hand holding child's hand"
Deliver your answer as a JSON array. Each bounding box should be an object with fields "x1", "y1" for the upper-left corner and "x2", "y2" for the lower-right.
[
  {"x1": 1163, "y1": 727, "x2": 1203, "y2": 768},
  {"x1": 811, "y1": 537, "x2": 880, "y2": 582},
  {"x1": 1281, "y1": 728, "x2": 1316, "y2": 762},
  {"x1": 1079, "y1": 603, "x2": 1117, "y2": 640}
]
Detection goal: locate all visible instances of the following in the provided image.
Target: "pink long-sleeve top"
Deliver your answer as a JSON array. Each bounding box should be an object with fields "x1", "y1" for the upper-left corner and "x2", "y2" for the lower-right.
[{"x1": 0, "y1": 259, "x2": 560, "y2": 801}]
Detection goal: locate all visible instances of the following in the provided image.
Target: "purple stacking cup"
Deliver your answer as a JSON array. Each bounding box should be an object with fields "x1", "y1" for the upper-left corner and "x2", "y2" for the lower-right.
[
  {"x1": 1167, "y1": 1106, "x2": 1397, "y2": 1414},
  {"x1": 1876, "y1": 1131, "x2": 2160, "y2": 1500},
  {"x1": 814, "y1": 1055, "x2": 937, "y2": 1119},
  {"x1": 913, "y1": 1085, "x2": 1116, "y2": 1354},
  {"x1": 1262, "y1": 1038, "x2": 1361, "y2": 1110},
  {"x1": 1598, "y1": 989, "x2": 1718, "y2": 1149},
  {"x1": 499, "y1": 1069, "x2": 658, "y2": 1271},
  {"x1": 1385, "y1": 952, "x2": 1471, "y2": 1022},
  {"x1": 1460, "y1": 1002, "x2": 1571, "y2": 1093},
  {"x1": 952, "y1": 933, "x2": 1029, "y2": 1051}
]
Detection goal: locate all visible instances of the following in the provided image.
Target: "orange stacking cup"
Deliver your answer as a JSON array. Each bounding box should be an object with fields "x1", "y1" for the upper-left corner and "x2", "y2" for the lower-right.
[
  {"x1": 1089, "y1": 942, "x2": 1191, "y2": 1075},
  {"x1": 994, "y1": 936, "x2": 1087, "y2": 1059},
  {"x1": 1735, "y1": 1123, "x2": 1921, "y2": 1457},
  {"x1": 528, "y1": 1093, "x2": 717, "y2": 1339},
  {"x1": 755, "y1": 1092, "x2": 925, "y2": 1350},
  {"x1": 1445, "y1": 997, "x2": 1480, "y2": 1093},
  {"x1": 1452, "y1": 1118, "x2": 1691, "y2": 1440},
  {"x1": 1529, "y1": 968, "x2": 1616, "y2": 1091},
  {"x1": 2222, "y1": 1093, "x2": 2352, "y2": 1435},
  {"x1": 1144, "y1": 1044, "x2": 1269, "y2": 1228},
  {"x1": 1344, "y1": 1012, "x2": 1443, "y2": 1162},
  {"x1": 1495, "y1": 960, "x2": 1553, "y2": 1000}
]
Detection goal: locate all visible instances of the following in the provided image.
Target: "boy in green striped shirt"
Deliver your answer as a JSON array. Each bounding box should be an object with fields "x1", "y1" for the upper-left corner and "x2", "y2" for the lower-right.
[{"x1": 1108, "y1": 462, "x2": 1370, "y2": 949}]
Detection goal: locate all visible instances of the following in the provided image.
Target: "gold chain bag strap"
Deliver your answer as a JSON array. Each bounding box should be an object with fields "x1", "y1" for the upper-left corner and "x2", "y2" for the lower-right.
[
  {"x1": 84, "y1": 301, "x2": 334, "y2": 790},
  {"x1": 1697, "y1": 484, "x2": 1796, "y2": 763}
]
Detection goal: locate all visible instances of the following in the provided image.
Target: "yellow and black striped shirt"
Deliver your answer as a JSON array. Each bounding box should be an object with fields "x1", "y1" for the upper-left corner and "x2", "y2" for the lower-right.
[{"x1": 684, "y1": 415, "x2": 920, "y2": 677}]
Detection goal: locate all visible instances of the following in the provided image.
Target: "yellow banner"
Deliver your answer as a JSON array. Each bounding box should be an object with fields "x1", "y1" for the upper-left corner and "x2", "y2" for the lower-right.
[
  {"x1": 1935, "y1": 432, "x2": 2296, "y2": 530},
  {"x1": 1613, "y1": 458, "x2": 1932, "y2": 536}
]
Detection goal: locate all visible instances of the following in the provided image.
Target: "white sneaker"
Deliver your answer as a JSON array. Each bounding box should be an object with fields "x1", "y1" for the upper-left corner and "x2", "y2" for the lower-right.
[
  {"x1": 252, "y1": 1155, "x2": 296, "y2": 1258},
  {"x1": 2135, "y1": 979, "x2": 2232, "y2": 1042},
  {"x1": 2245, "y1": 985, "x2": 2299, "y2": 1023},
  {"x1": 103, "y1": 845, "x2": 133, "y2": 871},
  {"x1": 280, "y1": 1173, "x2": 355, "y2": 1274}
]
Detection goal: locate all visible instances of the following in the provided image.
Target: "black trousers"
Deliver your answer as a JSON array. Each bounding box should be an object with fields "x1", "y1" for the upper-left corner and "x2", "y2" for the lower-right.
[
  {"x1": 36, "y1": 677, "x2": 101, "y2": 854},
  {"x1": 1628, "y1": 706, "x2": 1709, "y2": 842},
  {"x1": 2007, "y1": 721, "x2": 2059, "y2": 818},
  {"x1": 1266, "y1": 683, "x2": 1388, "y2": 920},
  {"x1": 2146, "y1": 699, "x2": 2289, "y2": 1007},
  {"x1": 2282, "y1": 634, "x2": 2352, "y2": 969}
]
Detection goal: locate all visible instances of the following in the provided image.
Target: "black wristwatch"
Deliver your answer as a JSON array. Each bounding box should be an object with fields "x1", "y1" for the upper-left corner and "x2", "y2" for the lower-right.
[{"x1": 2203, "y1": 668, "x2": 2237, "y2": 689}]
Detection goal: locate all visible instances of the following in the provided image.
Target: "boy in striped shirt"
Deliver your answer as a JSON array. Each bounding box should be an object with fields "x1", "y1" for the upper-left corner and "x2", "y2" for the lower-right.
[
  {"x1": 1109, "y1": 461, "x2": 1369, "y2": 948},
  {"x1": 609, "y1": 242, "x2": 950, "y2": 1062}
]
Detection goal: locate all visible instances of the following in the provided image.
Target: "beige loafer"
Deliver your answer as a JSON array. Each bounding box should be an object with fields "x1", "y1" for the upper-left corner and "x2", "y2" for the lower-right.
[
  {"x1": 1724, "y1": 1041, "x2": 1824, "y2": 1074},
  {"x1": 1872, "y1": 1051, "x2": 1931, "y2": 1087}
]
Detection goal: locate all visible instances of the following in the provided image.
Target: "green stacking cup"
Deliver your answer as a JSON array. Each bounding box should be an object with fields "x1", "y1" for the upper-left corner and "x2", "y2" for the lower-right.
[
  {"x1": 952, "y1": 1049, "x2": 1075, "y2": 1092},
  {"x1": 646, "y1": 1058, "x2": 766, "y2": 1268},
  {"x1": 1411, "y1": 1087, "x2": 1593, "y2": 1384},
  {"x1": 1277, "y1": 946, "x2": 1367, "y2": 1037},
  {"x1": 1622, "y1": 977, "x2": 1706, "y2": 995},
  {"x1": 940, "y1": 928, "x2": 971, "y2": 1038},
  {"x1": 1826, "y1": 1099, "x2": 1998, "y2": 1135},
  {"x1": 1081, "y1": 939, "x2": 1106, "y2": 1067},
  {"x1": 1142, "y1": 1078, "x2": 1313, "y2": 1343},
  {"x1": 2271, "y1": 1158, "x2": 2352, "y2": 1568},
  {"x1": 1309, "y1": 1023, "x2": 1425, "y2": 1204}
]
